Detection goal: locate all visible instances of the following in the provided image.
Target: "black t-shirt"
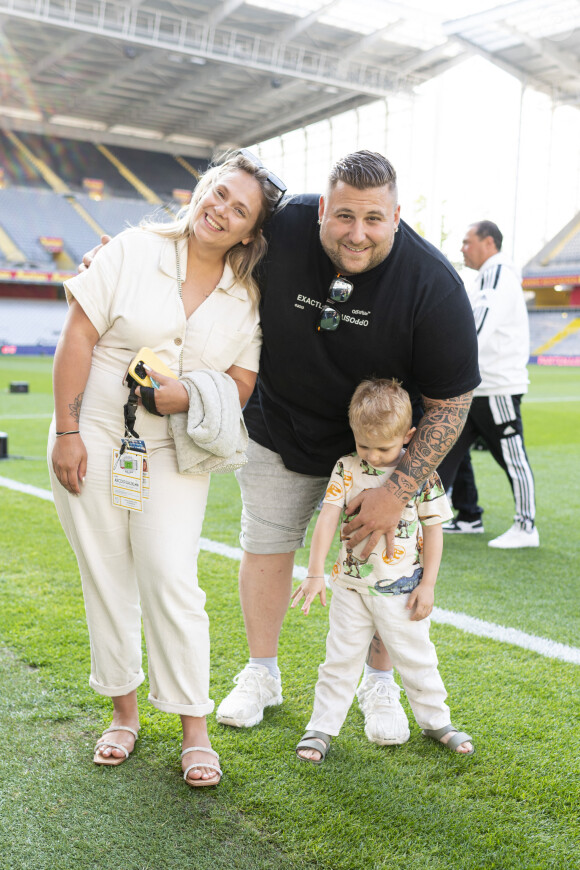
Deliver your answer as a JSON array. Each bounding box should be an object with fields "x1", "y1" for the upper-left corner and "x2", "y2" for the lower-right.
[{"x1": 244, "y1": 193, "x2": 480, "y2": 476}]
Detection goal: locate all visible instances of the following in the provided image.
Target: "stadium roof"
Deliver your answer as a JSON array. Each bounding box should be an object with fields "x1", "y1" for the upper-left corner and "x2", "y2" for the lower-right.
[{"x1": 1, "y1": 0, "x2": 580, "y2": 158}]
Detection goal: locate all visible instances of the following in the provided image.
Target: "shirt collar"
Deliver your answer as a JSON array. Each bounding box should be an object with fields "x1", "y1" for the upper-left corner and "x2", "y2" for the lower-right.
[{"x1": 478, "y1": 251, "x2": 502, "y2": 274}]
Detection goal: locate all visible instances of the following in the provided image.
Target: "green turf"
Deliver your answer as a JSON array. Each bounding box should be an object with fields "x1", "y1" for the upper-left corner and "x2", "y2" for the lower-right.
[{"x1": 1, "y1": 357, "x2": 579, "y2": 870}]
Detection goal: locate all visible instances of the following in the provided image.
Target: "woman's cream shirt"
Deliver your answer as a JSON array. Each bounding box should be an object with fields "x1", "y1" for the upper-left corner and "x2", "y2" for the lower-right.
[{"x1": 63, "y1": 228, "x2": 262, "y2": 379}]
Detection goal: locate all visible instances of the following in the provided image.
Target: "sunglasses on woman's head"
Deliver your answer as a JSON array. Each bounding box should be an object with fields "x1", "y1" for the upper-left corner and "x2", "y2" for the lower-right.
[{"x1": 237, "y1": 148, "x2": 287, "y2": 202}]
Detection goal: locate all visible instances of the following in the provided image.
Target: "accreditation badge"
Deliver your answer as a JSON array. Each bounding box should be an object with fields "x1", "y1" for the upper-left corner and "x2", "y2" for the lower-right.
[{"x1": 111, "y1": 438, "x2": 149, "y2": 511}]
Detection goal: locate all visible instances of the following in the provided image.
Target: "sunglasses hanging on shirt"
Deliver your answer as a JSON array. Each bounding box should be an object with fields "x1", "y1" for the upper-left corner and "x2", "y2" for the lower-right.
[{"x1": 317, "y1": 275, "x2": 354, "y2": 333}]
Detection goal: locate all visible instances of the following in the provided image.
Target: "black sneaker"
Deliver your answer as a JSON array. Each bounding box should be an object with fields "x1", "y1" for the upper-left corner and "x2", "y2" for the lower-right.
[{"x1": 442, "y1": 518, "x2": 484, "y2": 534}]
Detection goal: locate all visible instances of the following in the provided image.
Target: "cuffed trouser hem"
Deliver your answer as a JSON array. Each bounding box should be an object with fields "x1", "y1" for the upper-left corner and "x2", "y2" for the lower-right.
[
  {"x1": 305, "y1": 719, "x2": 341, "y2": 738},
  {"x1": 148, "y1": 694, "x2": 214, "y2": 717},
  {"x1": 416, "y1": 714, "x2": 452, "y2": 732},
  {"x1": 89, "y1": 670, "x2": 145, "y2": 697}
]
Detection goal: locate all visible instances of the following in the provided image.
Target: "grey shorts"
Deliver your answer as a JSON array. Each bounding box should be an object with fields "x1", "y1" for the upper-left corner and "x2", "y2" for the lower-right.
[{"x1": 235, "y1": 439, "x2": 329, "y2": 554}]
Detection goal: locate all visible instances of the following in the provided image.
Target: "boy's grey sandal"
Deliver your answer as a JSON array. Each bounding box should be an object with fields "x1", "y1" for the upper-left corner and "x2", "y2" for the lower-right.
[
  {"x1": 296, "y1": 730, "x2": 331, "y2": 764},
  {"x1": 422, "y1": 724, "x2": 475, "y2": 756}
]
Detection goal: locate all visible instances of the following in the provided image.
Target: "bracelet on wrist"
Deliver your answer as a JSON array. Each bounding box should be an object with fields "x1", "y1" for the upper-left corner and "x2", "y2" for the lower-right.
[
  {"x1": 305, "y1": 575, "x2": 324, "y2": 579},
  {"x1": 56, "y1": 430, "x2": 80, "y2": 437}
]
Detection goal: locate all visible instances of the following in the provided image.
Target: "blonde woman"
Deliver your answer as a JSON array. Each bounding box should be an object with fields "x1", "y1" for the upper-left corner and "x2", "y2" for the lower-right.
[{"x1": 49, "y1": 151, "x2": 285, "y2": 787}]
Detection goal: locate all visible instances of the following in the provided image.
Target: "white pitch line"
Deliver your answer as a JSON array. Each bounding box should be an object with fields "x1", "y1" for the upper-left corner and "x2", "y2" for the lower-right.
[
  {"x1": 524, "y1": 395, "x2": 579, "y2": 403},
  {"x1": 432, "y1": 608, "x2": 580, "y2": 665},
  {"x1": 0, "y1": 475, "x2": 55, "y2": 502},
  {"x1": 0, "y1": 413, "x2": 53, "y2": 420},
  {"x1": 2, "y1": 475, "x2": 579, "y2": 666}
]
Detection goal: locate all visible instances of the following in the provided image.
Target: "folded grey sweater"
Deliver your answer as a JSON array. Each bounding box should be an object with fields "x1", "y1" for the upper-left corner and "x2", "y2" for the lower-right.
[{"x1": 168, "y1": 369, "x2": 248, "y2": 474}]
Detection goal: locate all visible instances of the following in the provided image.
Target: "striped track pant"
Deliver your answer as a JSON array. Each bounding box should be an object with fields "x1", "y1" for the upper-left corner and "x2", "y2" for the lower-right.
[{"x1": 437, "y1": 394, "x2": 536, "y2": 531}]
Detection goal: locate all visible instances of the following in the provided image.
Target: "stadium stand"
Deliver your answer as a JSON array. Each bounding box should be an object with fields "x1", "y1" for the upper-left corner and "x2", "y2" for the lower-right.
[
  {"x1": 0, "y1": 298, "x2": 67, "y2": 351},
  {"x1": 2, "y1": 299, "x2": 579, "y2": 359},
  {"x1": 0, "y1": 188, "x2": 101, "y2": 268},
  {"x1": 74, "y1": 194, "x2": 166, "y2": 238},
  {"x1": 553, "y1": 328, "x2": 580, "y2": 355},
  {"x1": 0, "y1": 131, "x2": 208, "y2": 273},
  {"x1": 104, "y1": 145, "x2": 205, "y2": 201},
  {"x1": 2, "y1": 131, "x2": 205, "y2": 201},
  {"x1": 523, "y1": 210, "x2": 580, "y2": 307},
  {"x1": 14, "y1": 131, "x2": 138, "y2": 197},
  {"x1": 528, "y1": 308, "x2": 580, "y2": 354},
  {"x1": 0, "y1": 130, "x2": 50, "y2": 189},
  {"x1": 3, "y1": 131, "x2": 575, "y2": 360}
]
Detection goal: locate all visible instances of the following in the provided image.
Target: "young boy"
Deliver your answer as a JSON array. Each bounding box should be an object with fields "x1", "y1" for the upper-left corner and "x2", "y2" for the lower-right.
[{"x1": 292, "y1": 378, "x2": 474, "y2": 763}]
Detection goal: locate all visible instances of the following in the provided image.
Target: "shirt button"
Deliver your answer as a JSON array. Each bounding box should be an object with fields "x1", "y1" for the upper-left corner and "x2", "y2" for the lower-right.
[{"x1": 174, "y1": 337, "x2": 183, "y2": 346}]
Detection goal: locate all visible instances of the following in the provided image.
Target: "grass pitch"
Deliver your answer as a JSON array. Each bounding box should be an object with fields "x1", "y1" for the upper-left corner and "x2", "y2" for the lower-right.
[{"x1": 0, "y1": 357, "x2": 579, "y2": 870}]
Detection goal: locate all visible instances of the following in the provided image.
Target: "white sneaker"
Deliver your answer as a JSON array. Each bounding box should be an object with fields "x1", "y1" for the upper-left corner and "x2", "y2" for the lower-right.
[
  {"x1": 442, "y1": 518, "x2": 484, "y2": 534},
  {"x1": 488, "y1": 524, "x2": 539, "y2": 549},
  {"x1": 356, "y1": 675, "x2": 410, "y2": 745},
  {"x1": 216, "y1": 664, "x2": 283, "y2": 728}
]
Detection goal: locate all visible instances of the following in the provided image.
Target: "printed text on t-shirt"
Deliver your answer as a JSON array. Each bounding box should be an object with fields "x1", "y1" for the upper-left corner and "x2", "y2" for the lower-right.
[{"x1": 295, "y1": 294, "x2": 370, "y2": 327}]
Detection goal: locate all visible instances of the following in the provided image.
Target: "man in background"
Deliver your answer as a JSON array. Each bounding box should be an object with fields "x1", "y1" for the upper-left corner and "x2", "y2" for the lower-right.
[{"x1": 438, "y1": 220, "x2": 538, "y2": 549}]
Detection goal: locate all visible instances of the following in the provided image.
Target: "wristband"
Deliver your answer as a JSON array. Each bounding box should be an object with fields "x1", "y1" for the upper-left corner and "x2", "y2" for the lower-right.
[{"x1": 56, "y1": 430, "x2": 80, "y2": 436}]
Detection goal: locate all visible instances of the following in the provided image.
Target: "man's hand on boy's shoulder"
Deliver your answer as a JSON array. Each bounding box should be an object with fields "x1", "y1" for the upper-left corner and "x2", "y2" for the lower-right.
[{"x1": 342, "y1": 486, "x2": 404, "y2": 560}]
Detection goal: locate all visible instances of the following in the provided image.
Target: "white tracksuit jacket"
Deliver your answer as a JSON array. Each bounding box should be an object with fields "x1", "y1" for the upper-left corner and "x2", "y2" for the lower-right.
[{"x1": 468, "y1": 251, "x2": 530, "y2": 397}]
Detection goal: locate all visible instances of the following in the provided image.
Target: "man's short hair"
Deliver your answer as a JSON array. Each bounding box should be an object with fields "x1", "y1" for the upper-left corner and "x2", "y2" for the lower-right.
[
  {"x1": 471, "y1": 220, "x2": 503, "y2": 251},
  {"x1": 349, "y1": 378, "x2": 412, "y2": 439},
  {"x1": 328, "y1": 150, "x2": 397, "y2": 195}
]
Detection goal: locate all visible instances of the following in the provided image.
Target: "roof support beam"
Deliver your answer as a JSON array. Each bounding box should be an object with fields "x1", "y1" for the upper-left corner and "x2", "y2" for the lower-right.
[
  {"x1": 396, "y1": 41, "x2": 464, "y2": 76},
  {"x1": 279, "y1": 1, "x2": 341, "y2": 42},
  {"x1": 449, "y1": 34, "x2": 537, "y2": 90},
  {"x1": 340, "y1": 21, "x2": 404, "y2": 60},
  {"x1": 207, "y1": 0, "x2": 246, "y2": 28},
  {"x1": 57, "y1": 48, "x2": 165, "y2": 116},
  {"x1": 0, "y1": 0, "x2": 416, "y2": 98},
  {"x1": 232, "y1": 90, "x2": 376, "y2": 145},
  {"x1": 500, "y1": 23, "x2": 580, "y2": 80},
  {"x1": 443, "y1": 0, "x2": 548, "y2": 31}
]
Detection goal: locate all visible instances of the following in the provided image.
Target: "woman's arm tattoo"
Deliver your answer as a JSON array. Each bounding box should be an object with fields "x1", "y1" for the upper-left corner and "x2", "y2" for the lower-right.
[
  {"x1": 68, "y1": 392, "x2": 84, "y2": 423},
  {"x1": 397, "y1": 391, "x2": 473, "y2": 487}
]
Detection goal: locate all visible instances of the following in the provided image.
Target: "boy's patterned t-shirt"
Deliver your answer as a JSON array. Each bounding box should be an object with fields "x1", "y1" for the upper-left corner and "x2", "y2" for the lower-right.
[{"x1": 323, "y1": 452, "x2": 453, "y2": 596}]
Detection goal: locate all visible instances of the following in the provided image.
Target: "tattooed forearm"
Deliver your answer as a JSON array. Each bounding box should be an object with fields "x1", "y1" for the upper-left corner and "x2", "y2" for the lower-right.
[
  {"x1": 68, "y1": 392, "x2": 84, "y2": 423},
  {"x1": 397, "y1": 391, "x2": 473, "y2": 486}
]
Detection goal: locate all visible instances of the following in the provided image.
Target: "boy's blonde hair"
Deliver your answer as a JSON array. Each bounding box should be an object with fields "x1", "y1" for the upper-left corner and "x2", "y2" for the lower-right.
[{"x1": 348, "y1": 378, "x2": 412, "y2": 439}]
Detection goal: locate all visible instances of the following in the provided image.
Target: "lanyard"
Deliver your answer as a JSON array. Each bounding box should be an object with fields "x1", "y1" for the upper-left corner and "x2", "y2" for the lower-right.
[
  {"x1": 122, "y1": 240, "x2": 184, "y2": 437},
  {"x1": 123, "y1": 381, "x2": 140, "y2": 439},
  {"x1": 174, "y1": 240, "x2": 184, "y2": 378}
]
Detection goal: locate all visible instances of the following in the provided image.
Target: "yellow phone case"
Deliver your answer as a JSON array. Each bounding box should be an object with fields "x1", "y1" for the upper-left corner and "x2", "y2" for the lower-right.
[{"x1": 127, "y1": 347, "x2": 177, "y2": 388}]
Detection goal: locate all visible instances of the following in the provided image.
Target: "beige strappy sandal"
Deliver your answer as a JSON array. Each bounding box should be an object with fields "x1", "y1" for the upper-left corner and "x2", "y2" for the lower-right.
[
  {"x1": 181, "y1": 745, "x2": 222, "y2": 788},
  {"x1": 93, "y1": 725, "x2": 139, "y2": 766}
]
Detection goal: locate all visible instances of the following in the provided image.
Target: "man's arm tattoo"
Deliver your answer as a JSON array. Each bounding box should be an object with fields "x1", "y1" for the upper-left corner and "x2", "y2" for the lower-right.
[
  {"x1": 68, "y1": 392, "x2": 84, "y2": 424},
  {"x1": 397, "y1": 391, "x2": 473, "y2": 487}
]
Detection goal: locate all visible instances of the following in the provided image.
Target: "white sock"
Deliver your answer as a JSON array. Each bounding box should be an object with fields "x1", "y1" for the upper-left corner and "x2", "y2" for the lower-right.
[
  {"x1": 249, "y1": 657, "x2": 280, "y2": 680},
  {"x1": 364, "y1": 664, "x2": 394, "y2": 683}
]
